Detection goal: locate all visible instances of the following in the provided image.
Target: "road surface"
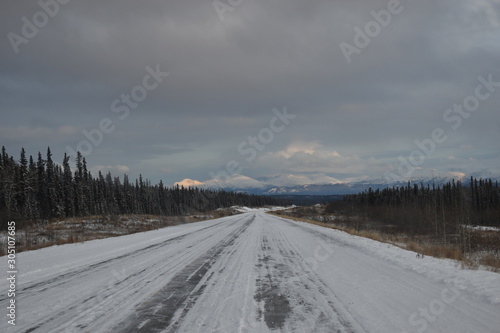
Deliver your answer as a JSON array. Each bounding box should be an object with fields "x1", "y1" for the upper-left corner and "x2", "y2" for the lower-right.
[{"x1": 1, "y1": 209, "x2": 499, "y2": 332}]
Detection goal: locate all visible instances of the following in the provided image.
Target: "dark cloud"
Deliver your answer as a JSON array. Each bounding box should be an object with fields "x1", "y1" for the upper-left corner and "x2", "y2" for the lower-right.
[{"x1": 1, "y1": 0, "x2": 499, "y2": 183}]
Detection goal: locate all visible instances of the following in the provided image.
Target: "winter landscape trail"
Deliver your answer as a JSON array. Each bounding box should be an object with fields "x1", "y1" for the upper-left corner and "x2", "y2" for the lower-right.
[{"x1": 2, "y1": 209, "x2": 499, "y2": 333}]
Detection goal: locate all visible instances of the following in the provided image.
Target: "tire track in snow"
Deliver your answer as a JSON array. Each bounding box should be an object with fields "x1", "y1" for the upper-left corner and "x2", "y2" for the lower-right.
[
  {"x1": 18, "y1": 216, "x2": 247, "y2": 333},
  {"x1": 255, "y1": 213, "x2": 368, "y2": 333},
  {"x1": 112, "y1": 214, "x2": 256, "y2": 333},
  {"x1": 16, "y1": 218, "x2": 245, "y2": 302},
  {"x1": 254, "y1": 234, "x2": 292, "y2": 330}
]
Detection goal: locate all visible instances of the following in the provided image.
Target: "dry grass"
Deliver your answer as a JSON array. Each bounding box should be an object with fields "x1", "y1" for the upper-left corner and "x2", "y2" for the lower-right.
[
  {"x1": 1, "y1": 209, "x2": 240, "y2": 255},
  {"x1": 405, "y1": 241, "x2": 464, "y2": 261},
  {"x1": 269, "y1": 211, "x2": 388, "y2": 244},
  {"x1": 269, "y1": 210, "x2": 499, "y2": 272},
  {"x1": 479, "y1": 254, "x2": 500, "y2": 272}
]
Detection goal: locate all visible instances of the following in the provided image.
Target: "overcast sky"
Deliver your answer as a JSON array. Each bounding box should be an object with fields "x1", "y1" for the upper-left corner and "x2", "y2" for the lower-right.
[{"x1": 1, "y1": 0, "x2": 499, "y2": 185}]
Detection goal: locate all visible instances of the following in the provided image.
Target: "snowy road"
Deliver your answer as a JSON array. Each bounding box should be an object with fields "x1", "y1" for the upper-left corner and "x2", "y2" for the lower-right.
[{"x1": 2, "y1": 210, "x2": 500, "y2": 332}]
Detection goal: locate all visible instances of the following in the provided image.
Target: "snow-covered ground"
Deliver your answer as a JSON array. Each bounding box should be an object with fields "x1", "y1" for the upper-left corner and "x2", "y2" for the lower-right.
[
  {"x1": 463, "y1": 225, "x2": 500, "y2": 232},
  {"x1": 1, "y1": 210, "x2": 499, "y2": 332}
]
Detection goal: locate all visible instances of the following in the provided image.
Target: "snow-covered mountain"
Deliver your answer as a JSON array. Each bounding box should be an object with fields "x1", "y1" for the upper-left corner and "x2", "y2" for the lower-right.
[
  {"x1": 347, "y1": 170, "x2": 468, "y2": 186},
  {"x1": 257, "y1": 174, "x2": 344, "y2": 187},
  {"x1": 470, "y1": 168, "x2": 500, "y2": 180},
  {"x1": 174, "y1": 175, "x2": 268, "y2": 191},
  {"x1": 204, "y1": 174, "x2": 269, "y2": 190},
  {"x1": 174, "y1": 169, "x2": 500, "y2": 195},
  {"x1": 175, "y1": 179, "x2": 205, "y2": 188}
]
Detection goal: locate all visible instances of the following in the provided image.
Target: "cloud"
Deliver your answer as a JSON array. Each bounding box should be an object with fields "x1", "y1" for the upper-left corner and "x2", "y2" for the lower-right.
[
  {"x1": 460, "y1": 144, "x2": 474, "y2": 151},
  {"x1": 257, "y1": 141, "x2": 385, "y2": 175},
  {"x1": 274, "y1": 141, "x2": 332, "y2": 159},
  {"x1": 92, "y1": 165, "x2": 130, "y2": 175},
  {"x1": 468, "y1": 0, "x2": 500, "y2": 27},
  {"x1": 0, "y1": 125, "x2": 79, "y2": 142},
  {"x1": 1, "y1": 0, "x2": 499, "y2": 183}
]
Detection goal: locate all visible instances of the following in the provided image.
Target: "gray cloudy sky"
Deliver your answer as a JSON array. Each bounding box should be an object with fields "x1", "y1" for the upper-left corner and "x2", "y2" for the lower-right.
[{"x1": 1, "y1": 0, "x2": 499, "y2": 184}]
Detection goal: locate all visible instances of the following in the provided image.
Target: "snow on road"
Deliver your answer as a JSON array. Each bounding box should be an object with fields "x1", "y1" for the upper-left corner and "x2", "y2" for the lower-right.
[{"x1": 1, "y1": 210, "x2": 499, "y2": 332}]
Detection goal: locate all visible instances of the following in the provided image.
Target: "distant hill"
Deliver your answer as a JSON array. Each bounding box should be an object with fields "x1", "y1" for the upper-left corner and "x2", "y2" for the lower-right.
[{"x1": 175, "y1": 169, "x2": 500, "y2": 195}]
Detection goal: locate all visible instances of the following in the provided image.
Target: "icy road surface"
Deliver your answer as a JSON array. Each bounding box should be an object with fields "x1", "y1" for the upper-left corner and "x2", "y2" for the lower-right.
[{"x1": 2, "y1": 210, "x2": 500, "y2": 332}]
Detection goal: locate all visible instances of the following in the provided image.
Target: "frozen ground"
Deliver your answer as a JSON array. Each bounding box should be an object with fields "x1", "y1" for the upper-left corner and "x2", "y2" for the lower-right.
[{"x1": 1, "y1": 209, "x2": 499, "y2": 332}]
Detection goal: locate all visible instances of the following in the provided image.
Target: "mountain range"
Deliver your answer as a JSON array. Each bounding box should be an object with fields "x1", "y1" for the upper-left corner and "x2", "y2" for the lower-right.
[{"x1": 174, "y1": 169, "x2": 500, "y2": 195}]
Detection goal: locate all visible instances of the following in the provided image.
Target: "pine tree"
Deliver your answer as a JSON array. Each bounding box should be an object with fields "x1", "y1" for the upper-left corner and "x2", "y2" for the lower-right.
[
  {"x1": 36, "y1": 152, "x2": 47, "y2": 218},
  {"x1": 62, "y1": 153, "x2": 74, "y2": 217},
  {"x1": 25, "y1": 155, "x2": 38, "y2": 219},
  {"x1": 16, "y1": 148, "x2": 28, "y2": 212}
]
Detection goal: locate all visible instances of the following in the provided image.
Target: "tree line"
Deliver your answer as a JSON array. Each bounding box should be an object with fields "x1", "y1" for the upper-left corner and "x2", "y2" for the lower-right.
[
  {"x1": 327, "y1": 178, "x2": 500, "y2": 242},
  {"x1": 0, "y1": 146, "x2": 284, "y2": 229}
]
